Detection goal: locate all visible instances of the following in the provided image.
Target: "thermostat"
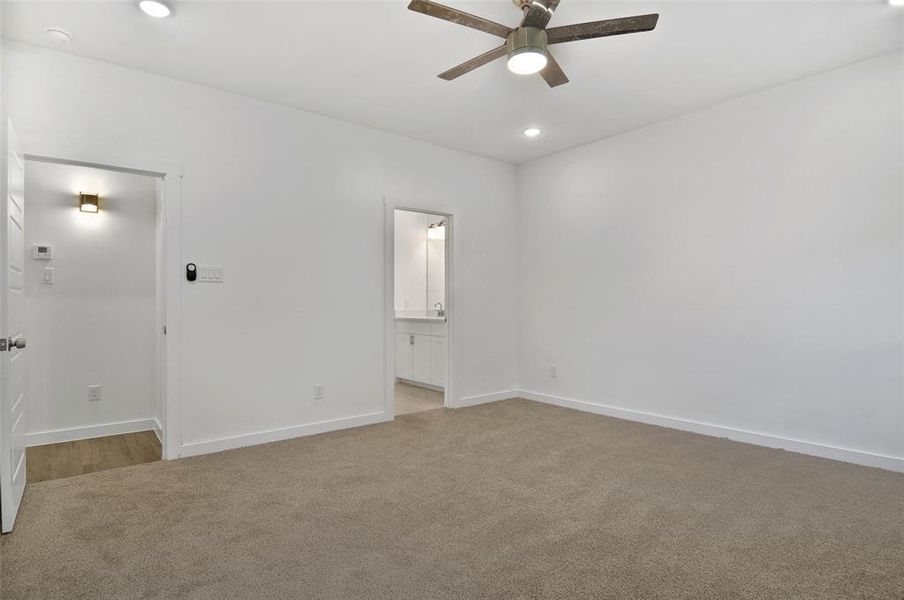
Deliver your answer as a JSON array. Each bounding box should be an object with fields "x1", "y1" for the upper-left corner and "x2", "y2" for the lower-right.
[{"x1": 32, "y1": 244, "x2": 53, "y2": 260}]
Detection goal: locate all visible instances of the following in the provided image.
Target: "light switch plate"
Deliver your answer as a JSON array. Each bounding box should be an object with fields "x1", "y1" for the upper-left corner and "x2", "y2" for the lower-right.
[
  {"x1": 197, "y1": 264, "x2": 225, "y2": 283},
  {"x1": 42, "y1": 267, "x2": 55, "y2": 285}
]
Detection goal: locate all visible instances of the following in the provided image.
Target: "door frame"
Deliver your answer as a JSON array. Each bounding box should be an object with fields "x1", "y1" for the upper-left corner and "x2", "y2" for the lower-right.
[
  {"x1": 383, "y1": 200, "x2": 455, "y2": 415},
  {"x1": 23, "y1": 147, "x2": 183, "y2": 460}
]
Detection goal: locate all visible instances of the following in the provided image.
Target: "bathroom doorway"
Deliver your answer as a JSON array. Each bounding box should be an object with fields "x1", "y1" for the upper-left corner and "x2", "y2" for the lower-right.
[{"x1": 390, "y1": 208, "x2": 450, "y2": 415}]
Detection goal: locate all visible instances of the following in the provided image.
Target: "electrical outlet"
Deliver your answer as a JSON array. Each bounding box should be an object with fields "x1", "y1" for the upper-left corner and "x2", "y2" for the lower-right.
[
  {"x1": 42, "y1": 267, "x2": 55, "y2": 285},
  {"x1": 549, "y1": 366, "x2": 558, "y2": 380},
  {"x1": 313, "y1": 384, "x2": 325, "y2": 400},
  {"x1": 88, "y1": 385, "x2": 102, "y2": 401}
]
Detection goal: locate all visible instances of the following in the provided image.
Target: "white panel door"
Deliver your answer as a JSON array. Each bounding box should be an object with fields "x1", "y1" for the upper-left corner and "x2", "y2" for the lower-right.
[
  {"x1": 430, "y1": 336, "x2": 447, "y2": 387},
  {"x1": 1, "y1": 121, "x2": 26, "y2": 533},
  {"x1": 412, "y1": 334, "x2": 431, "y2": 383},
  {"x1": 395, "y1": 333, "x2": 412, "y2": 380}
]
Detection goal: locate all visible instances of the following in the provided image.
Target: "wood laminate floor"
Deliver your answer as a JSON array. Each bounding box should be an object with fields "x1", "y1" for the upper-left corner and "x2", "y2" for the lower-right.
[
  {"x1": 395, "y1": 381, "x2": 445, "y2": 415},
  {"x1": 26, "y1": 431, "x2": 162, "y2": 483}
]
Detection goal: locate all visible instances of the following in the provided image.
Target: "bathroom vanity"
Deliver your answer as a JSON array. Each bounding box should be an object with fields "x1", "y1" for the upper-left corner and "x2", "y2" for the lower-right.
[{"x1": 395, "y1": 316, "x2": 447, "y2": 388}]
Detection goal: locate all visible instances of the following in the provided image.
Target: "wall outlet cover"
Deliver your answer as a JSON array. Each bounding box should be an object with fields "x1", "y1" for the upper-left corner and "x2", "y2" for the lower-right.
[
  {"x1": 313, "y1": 384, "x2": 325, "y2": 400},
  {"x1": 42, "y1": 267, "x2": 55, "y2": 285},
  {"x1": 88, "y1": 385, "x2": 102, "y2": 401},
  {"x1": 549, "y1": 366, "x2": 558, "y2": 379}
]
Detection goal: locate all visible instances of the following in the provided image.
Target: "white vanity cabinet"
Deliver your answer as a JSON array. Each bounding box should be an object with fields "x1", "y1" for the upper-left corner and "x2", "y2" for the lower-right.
[{"x1": 395, "y1": 319, "x2": 447, "y2": 388}]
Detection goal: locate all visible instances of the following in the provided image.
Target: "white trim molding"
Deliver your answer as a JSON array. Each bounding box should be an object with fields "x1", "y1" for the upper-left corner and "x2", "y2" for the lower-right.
[
  {"x1": 518, "y1": 390, "x2": 904, "y2": 473},
  {"x1": 452, "y1": 390, "x2": 519, "y2": 409},
  {"x1": 179, "y1": 411, "x2": 392, "y2": 458},
  {"x1": 153, "y1": 419, "x2": 163, "y2": 445},
  {"x1": 26, "y1": 418, "x2": 158, "y2": 447}
]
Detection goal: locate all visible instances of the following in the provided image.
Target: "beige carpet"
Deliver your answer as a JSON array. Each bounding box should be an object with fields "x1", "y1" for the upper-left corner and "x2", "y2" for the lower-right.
[{"x1": 2, "y1": 399, "x2": 903, "y2": 600}]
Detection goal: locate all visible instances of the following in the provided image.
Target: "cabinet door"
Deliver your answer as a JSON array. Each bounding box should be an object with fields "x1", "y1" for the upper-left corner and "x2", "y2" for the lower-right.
[
  {"x1": 412, "y1": 334, "x2": 432, "y2": 383},
  {"x1": 430, "y1": 336, "x2": 447, "y2": 386},
  {"x1": 395, "y1": 333, "x2": 413, "y2": 380}
]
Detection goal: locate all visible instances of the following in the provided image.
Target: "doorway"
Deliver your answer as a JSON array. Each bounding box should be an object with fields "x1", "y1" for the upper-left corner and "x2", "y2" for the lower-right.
[
  {"x1": 22, "y1": 159, "x2": 164, "y2": 482},
  {"x1": 390, "y1": 208, "x2": 451, "y2": 415}
]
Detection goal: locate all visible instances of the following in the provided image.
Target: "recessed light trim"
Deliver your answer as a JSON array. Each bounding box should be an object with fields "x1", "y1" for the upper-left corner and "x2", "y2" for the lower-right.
[
  {"x1": 523, "y1": 127, "x2": 542, "y2": 138},
  {"x1": 45, "y1": 27, "x2": 72, "y2": 44},
  {"x1": 889, "y1": 0, "x2": 904, "y2": 6},
  {"x1": 139, "y1": 0, "x2": 171, "y2": 18}
]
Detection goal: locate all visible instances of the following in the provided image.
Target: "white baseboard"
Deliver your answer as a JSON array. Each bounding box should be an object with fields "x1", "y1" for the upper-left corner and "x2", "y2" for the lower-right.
[
  {"x1": 453, "y1": 390, "x2": 518, "y2": 409},
  {"x1": 26, "y1": 418, "x2": 158, "y2": 447},
  {"x1": 519, "y1": 390, "x2": 904, "y2": 473},
  {"x1": 179, "y1": 411, "x2": 392, "y2": 458},
  {"x1": 152, "y1": 418, "x2": 163, "y2": 445}
]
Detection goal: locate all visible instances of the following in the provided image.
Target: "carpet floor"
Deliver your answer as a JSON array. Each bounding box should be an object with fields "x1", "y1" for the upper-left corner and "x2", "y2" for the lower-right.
[{"x1": 2, "y1": 399, "x2": 903, "y2": 600}]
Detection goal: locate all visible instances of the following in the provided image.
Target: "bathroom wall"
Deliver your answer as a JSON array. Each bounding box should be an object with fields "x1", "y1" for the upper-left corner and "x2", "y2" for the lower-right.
[{"x1": 24, "y1": 160, "x2": 158, "y2": 443}]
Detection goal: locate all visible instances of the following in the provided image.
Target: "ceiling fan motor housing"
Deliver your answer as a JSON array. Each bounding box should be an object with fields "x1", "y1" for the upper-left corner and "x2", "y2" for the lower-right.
[{"x1": 506, "y1": 26, "x2": 548, "y2": 61}]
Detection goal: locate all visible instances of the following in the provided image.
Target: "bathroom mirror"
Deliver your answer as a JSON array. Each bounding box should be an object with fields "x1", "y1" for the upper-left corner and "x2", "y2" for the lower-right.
[{"x1": 394, "y1": 209, "x2": 446, "y2": 318}]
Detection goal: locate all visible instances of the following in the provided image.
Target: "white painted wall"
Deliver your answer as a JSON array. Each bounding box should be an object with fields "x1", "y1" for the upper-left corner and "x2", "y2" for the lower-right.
[
  {"x1": 3, "y1": 43, "x2": 519, "y2": 453},
  {"x1": 517, "y1": 52, "x2": 904, "y2": 466},
  {"x1": 394, "y1": 210, "x2": 430, "y2": 312},
  {"x1": 24, "y1": 161, "x2": 157, "y2": 441},
  {"x1": 427, "y1": 234, "x2": 445, "y2": 311}
]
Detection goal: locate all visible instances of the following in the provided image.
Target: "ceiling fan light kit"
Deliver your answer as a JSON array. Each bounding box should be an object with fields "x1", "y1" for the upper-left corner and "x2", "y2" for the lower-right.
[
  {"x1": 407, "y1": 0, "x2": 659, "y2": 88},
  {"x1": 506, "y1": 27, "x2": 548, "y2": 75}
]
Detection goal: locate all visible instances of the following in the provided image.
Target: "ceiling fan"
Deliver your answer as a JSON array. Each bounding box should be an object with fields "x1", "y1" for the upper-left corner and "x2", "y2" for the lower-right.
[{"x1": 407, "y1": 0, "x2": 659, "y2": 88}]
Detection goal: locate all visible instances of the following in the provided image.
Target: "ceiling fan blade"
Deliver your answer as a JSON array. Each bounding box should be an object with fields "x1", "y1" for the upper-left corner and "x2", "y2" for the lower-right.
[
  {"x1": 438, "y1": 45, "x2": 507, "y2": 80},
  {"x1": 520, "y1": 0, "x2": 562, "y2": 29},
  {"x1": 546, "y1": 13, "x2": 659, "y2": 44},
  {"x1": 540, "y1": 52, "x2": 568, "y2": 87},
  {"x1": 408, "y1": 0, "x2": 513, "y2": 39}
]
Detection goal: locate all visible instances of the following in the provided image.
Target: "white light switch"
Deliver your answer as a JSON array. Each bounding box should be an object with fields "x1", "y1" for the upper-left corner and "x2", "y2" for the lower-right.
[
  {"x1": 42, "y1": 267, "x2": 55, "y2": 285},
  {"x1": 197, "y1": 264, "x2": 225, "y2": 283}
]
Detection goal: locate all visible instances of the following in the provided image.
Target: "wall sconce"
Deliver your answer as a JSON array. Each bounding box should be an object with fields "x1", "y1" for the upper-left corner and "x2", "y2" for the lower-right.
[
  {"x1": 79, "y1": 193, "x2": 100, "y2": 213},
  {"x1": 427, "y1": 220, "x2": 446, "y2": 240}
]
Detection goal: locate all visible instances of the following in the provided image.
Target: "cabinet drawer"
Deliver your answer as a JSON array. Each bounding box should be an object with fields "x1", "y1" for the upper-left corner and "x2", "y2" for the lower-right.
[{"x1": 409, "y1": 321, "x2": 432, "y2": 335}]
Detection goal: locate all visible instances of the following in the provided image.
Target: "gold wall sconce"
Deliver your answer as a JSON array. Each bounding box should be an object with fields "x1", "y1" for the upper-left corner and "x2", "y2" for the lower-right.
[{"x1": 79, "y1": 193, "x2": 99, "y2": 213}]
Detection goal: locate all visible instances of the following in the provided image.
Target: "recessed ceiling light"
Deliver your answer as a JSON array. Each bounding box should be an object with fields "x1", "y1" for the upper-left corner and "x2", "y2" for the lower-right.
[
  {"x1": 889, "y1": 0, "x2": 904, "y2": 6},
  {"x1": 45, "y1": 27, "x2": 72, "y2": 44},
  {"x1": 523, "y1": 127, "x2": 542, "y2": 138},
  {"x1": 139, "y1": 0, "x2": 171, "y2": 18}
]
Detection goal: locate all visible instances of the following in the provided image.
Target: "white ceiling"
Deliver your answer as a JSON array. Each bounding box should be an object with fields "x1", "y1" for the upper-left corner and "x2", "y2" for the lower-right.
[{"x1": 3, "y1": 1, "x2": 902, "y2": 163}]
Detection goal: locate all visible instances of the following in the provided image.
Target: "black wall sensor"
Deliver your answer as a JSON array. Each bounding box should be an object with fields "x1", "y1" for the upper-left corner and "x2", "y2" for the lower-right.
[{"x1": 186, "y1": 263, "x2": 197, "y2": 282}]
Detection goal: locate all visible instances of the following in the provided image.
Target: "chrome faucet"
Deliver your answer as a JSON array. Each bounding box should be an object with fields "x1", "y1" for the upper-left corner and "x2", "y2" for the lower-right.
[{"x1": 434, "y1": 302, "x2": 446, "y2": 318}]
